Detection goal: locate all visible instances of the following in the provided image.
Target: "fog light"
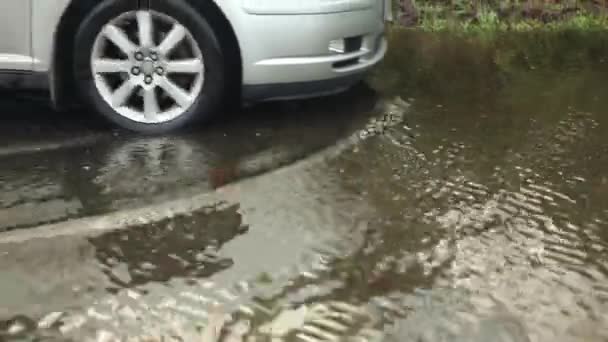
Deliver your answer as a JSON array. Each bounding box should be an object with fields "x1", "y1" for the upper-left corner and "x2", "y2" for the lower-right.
[{"x1": 329, "y1": 39, "x2": 345, "y2": 54}]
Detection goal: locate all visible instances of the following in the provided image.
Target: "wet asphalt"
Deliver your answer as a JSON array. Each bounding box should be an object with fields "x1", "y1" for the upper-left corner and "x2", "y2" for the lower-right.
[{"x1": 1, "y1": 30, "x2": 608, "y2": 341}]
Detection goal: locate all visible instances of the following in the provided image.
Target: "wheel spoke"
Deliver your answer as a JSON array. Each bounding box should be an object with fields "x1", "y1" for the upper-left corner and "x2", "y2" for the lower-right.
[
  {"x1": 159, "y1": 77, "x2": 192, "y2": 108},
  {"x1": 136, "y1": 11, "x2": 154, "y2": 48},
  {"x1": 157, "y1": 24, "x2": 186, "y2": 55},
  {"x1": 93, "y1": 58, "x2": 131, "y2": 73},
  {"x1": 111, "y1": 79, "x2": 136, "y2": 107},
  {"x1": 143, "y1": 86, "x2": 160, "y2": 119},
  {"x1": 103, "y1": 24, "x2": 138, "y2": 56},
  {"x1": 165, "y1": 58, "x2": 203, "y2": 74}
]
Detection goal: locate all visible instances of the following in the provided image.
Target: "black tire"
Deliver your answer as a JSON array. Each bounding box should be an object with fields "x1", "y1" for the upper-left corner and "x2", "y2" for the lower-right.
[{"x1": 73, "y1": 0, "x2": 226, "y2": 134}]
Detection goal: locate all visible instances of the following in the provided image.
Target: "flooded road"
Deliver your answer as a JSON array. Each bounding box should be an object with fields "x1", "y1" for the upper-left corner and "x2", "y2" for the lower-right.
[{"x1": 1, "y1": 30, "x2": 608, "y2": 341}]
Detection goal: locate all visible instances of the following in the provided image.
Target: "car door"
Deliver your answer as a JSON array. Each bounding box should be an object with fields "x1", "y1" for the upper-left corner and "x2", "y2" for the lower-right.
[{"x1": 0, "y1": 0, "x2": 32, "y2": 71}]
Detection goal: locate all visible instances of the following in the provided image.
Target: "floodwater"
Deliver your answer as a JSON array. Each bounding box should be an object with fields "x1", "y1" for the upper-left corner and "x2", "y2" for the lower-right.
[{"x1": 1, "y1": 30, "x2": 608, "y2": 341}]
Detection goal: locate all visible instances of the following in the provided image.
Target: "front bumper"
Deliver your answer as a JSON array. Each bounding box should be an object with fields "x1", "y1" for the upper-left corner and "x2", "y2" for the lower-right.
[
  {"x1": 242, "y1": 38, "x2": 387, "y2": 102},
  {"x1": 237, "y1": 4, "x2": 388, "y2": 94}
]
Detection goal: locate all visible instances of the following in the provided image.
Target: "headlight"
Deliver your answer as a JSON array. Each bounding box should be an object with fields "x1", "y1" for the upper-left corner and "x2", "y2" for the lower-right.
[{"x1": 242, "y1": 0, "x2": 374, "y2": 15}]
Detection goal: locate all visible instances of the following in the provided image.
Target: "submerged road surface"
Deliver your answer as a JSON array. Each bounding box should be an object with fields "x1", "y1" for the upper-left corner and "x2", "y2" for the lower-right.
[{"x1": 1, "y1": 31, "x2": 608, "y2": 342}]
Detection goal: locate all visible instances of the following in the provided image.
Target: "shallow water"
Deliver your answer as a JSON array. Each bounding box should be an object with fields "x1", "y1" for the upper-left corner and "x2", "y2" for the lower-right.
[{"x1": 1, "y1": 30, "x2": 608, "y2": 341}]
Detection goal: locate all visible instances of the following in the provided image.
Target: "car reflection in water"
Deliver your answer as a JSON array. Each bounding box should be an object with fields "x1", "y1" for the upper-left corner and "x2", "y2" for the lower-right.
[
  {"x1": 88, "y1": 135, "x2": 221, "y2": 211},
  {"x1": 0, "y1": 84, "x2": 380, "y2": 231}
]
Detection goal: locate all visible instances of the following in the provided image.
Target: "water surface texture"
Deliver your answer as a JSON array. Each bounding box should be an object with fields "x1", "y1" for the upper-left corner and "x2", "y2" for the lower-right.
[{"x1": 1, "y1": 31, "x2": 607, "y2": 341}]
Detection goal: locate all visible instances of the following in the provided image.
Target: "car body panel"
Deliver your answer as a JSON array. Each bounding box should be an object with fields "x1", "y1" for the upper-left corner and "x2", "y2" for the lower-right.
[
  {"x1": 0, "y1": 0, "x2": 33, "y2": 70},
  {"x1": 215, "y1": 0, "x2": 387, "y2": 86},
  {"x1": 241, "y1": 0, "x2": 375, "y2": 15},
  {"x1": 239, "y1": 10, "x2": 385, "y2": 85},
  {"x1": 0, "y1": 0, "x2": 389, "y2": 103},
  {"x1": 31, "y1": 0, "x2": 72, "y2": 72}
]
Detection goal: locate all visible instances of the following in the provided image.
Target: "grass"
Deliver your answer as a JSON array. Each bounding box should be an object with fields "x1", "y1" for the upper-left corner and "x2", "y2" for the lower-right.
[
  {"x1": 393, "y1": 0, "x2": 608, "y2": 35},
  {"x1": 414, "y1": 13, "x2": 608, "y2": 33}
]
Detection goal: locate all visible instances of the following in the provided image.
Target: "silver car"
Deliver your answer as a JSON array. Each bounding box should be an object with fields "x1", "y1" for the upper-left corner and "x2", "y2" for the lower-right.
[{"x1": 0, "y1": 0, "x2": 390, "y2": 133}]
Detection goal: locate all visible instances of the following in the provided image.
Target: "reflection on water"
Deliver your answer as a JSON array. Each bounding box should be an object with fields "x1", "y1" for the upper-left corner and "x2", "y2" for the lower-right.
[
  {"x1": 89, "y1": 204, "x2": 247, "y2": 291},
  {"x1": 2, "y1": 31, "x2": 608, "y2": 341},
  {"x1": 87, "y1": 136, "x2": 221, "y2": 212},
  {"x1": 0, "y1": 85, "x2": 378, "y2": 231}
]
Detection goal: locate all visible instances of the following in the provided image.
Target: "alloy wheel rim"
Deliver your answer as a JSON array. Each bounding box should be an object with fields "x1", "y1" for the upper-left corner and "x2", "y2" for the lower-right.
[{"x1": 91, "y1": 10, "x2": 205, "y2": 124}]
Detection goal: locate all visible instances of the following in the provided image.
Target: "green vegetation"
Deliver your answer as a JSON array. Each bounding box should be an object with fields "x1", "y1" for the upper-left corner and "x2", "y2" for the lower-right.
[
  {"x1": 394, "y1": 0, "x2": 608, "y2": 32},
  {"x1": 381, "y1": 2, "x2": 608, "y2": 102}
]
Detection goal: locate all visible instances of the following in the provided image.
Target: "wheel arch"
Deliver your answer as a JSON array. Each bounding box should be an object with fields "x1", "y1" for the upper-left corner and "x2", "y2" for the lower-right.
[{"x1": 50, "y1": 0, "x2": 243, "y2": 110}]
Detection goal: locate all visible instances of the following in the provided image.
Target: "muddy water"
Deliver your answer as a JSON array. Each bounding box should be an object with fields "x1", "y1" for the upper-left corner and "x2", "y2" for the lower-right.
[
  {"x1": 0, "y1": 86, "x2": 378, "y2": 231},
  {"x1": 2, "y1": 31, "x2": 608, "y2": 341}
]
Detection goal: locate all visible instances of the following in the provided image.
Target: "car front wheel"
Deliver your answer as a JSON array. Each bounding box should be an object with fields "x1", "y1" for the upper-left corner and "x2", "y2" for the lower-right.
[{"x1": 73, "y1": 0, "x2": 225, "y2": 133}]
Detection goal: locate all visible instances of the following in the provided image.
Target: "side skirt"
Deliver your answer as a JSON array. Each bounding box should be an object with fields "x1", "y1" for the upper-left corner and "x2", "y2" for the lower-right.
[{"x1": 0, "y1": 70, "x2": 50, "y2": 91}]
